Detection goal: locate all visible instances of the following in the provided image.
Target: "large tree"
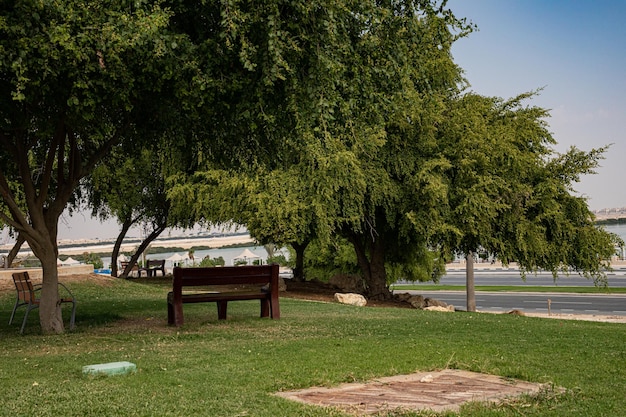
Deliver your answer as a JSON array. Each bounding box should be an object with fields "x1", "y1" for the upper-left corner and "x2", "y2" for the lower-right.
[
  {"x1": 0, "y1": 1, "x2": 185, "y2": 333},
  {"x1": 167, "y1": 1, "x2": 470, "y2": 297},
  {"x1": 169, "y1": 1, "x2": 617, "y2": 302},
  {"x1": 316, "y1": 2, "x2": 467, "y2": 299}
]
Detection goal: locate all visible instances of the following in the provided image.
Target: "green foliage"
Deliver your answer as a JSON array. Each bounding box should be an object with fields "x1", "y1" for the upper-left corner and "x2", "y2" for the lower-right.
[
  {"x1": 2, "y1": 0, "x2": 613, "y2": 327},
  {"x1": 166, "y1": 1, "x2": 615, "y2": 299},
  {"x1": 266, "y1": 254, "x2": 287, "y2": 266},
  {"x1": 166, "y1": 0, "x2": 472, "y2": 298},
  {"x1": 79, "y1": 253, "x2": 104, "y2": 269},
  {"x1": 199, "y1": 255, "x2": 225, "y2": 267},
  {"x1": 88, "y1": 147, "x2": 169, "y2": 225},
  {"x1": 437, "y1": 93, "x2": 618, "y2": 283},
  {"x1": 301, "y1": 237, "x2": 360, "y2": 282}
]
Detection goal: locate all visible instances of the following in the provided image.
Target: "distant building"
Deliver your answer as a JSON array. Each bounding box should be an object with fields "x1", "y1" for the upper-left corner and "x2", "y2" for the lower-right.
[{"x1": 593, "y1": 208, "x2": 626, "y2": 221}]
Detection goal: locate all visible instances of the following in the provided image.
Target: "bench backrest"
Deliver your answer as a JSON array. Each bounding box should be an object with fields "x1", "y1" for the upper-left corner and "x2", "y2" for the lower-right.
[
  {"x1": 172, "y1": 265, "x2": 279, "y2": 290},
  {"x1": 120, "y1": 261, "x2": 138, "y2": 270},
  {"x1": 148, "y1": 259, "x2": 165, "y2": 268},
  {"x1": 12, "y1": 271, "x2": 37, "y2": 304}
]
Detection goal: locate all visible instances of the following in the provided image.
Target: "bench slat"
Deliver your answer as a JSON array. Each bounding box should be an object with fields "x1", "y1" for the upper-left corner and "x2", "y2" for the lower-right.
[
  {"x1": 168, "y1": 291, "x2": 269, "y2": 303},
  {"x1": 176, "y1": 275, "x2": 274, "y2": 286}
]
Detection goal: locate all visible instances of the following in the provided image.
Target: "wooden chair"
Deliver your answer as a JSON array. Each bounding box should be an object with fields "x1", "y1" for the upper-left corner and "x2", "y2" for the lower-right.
[
  {"x1": 9, "y1": 271, "x2": 77, "y2": 334},
  {"x1": 141, "y1": 259, "x2": 166, "y2": 277},
  {"x1": 120, "y1": 261, "x2": 139, "y2": 277}
]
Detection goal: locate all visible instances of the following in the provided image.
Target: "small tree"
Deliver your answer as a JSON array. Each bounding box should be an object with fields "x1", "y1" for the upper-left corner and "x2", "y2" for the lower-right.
[
  {"x1": 0, "y1": 2, "x2": 184, "y2": 333},
  {"x1": 437, "y1": 93, "x2": 619, "y2": 309},
  {"x1": 81, "y1": 252, "x2": 103, "y2": 270},
  {"x1": 200, "y1": 256, "x2": 225, "y2": 267},
  {"x1": 86, "y1": 145, "x2": 175, "y2": 278}
]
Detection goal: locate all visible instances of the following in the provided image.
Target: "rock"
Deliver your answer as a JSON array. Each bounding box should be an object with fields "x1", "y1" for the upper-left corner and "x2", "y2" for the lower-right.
[
  {"x1": 507, "y1": 309, "x2": 525, "y2": 316},
  {"x1": 408, "y1": 295, "x2": 426, "y2": 309},
  {"x1": 424, "y1": 297, "x2": 448, "y2": 308},
  {"x1": 419, "y1": 374, "x2": 434, "y2": 383},
  {"x1": 394, "y1": 293, "x2": 453, "y2": 311},
  {"x1": 278, "y1": 277, "x2": 287, "y2": 292},
  {"x1": 334, "y1": 293, "x2": 367, "y2": 307},
  {"x1": 329, "y1": 274, "x2": 366, "y2": 293},
  {"x1": 393, "y1": 292, "x2": 426, "y2": 308},
  {"x1": 424, "y1": 305, "x2": 455, "y2": 312},
  {"x1": 394, "y1": 292, "x2": 413, "y2": 302}
]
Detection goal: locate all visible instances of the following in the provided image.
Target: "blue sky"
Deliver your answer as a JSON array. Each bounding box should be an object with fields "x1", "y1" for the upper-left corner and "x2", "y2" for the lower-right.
[
  {"x1": 55, "y1": 1, "x2": 625, "y2": 240},
  {"x1": 448, "y1": 0, "x2": 626, "y2": 211}
]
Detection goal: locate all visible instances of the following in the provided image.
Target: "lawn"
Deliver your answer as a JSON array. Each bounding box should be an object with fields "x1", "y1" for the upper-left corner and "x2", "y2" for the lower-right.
[{"x1": 0, "y1": 276, "x2": 624, "y2": 417}]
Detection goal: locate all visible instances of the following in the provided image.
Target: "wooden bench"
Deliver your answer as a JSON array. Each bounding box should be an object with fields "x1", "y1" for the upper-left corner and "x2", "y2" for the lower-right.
[
  {"x1": 140, "y1": 259, "x2": 166, "y2": 277},
  {"x1": 167, "y1": 264, "x2": 280, "y2": 326}
]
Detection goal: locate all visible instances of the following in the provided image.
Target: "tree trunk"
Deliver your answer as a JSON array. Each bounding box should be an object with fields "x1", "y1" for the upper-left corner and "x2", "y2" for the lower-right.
[
  {"x1": 5, "y1": 233, "x2": 25, "y2": 267},
  {"x1": 350, "y1": 233, "x2": 391, "y2": 300},
  {"x1": 291, "y1": 240, "x2": 309, "y2": 282},
  {"x1": 111, "y1": 219, "x2": 133, "y2": 277},
  {"x1": 37, "y1": 241, "x2": 64, "y2": 334},
  {"x1": 121, "y1": 223, "x2": 166, "y2": 279},
  {"x1": 466, "y1": 252, "x2": 476, "y2": 312}
]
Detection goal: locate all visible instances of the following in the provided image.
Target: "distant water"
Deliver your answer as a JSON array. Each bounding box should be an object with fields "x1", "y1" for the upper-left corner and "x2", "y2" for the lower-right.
[{"x1": 602, "y1": 223, "x2": 626, "y2": 241}]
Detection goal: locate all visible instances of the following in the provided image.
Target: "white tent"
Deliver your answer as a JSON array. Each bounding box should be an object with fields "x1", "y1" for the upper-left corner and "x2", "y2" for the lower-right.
[
  {"x1": 61, "y1": 257, "x2": 80, "y2": 265},
  {"x1": 166, "y1": 252, "x2": 188, "y2": 266},
  {"x1": 232, "y1": 248, "x2": 261, "y2": 265},
  {"x1": 166, "y1": 253, "x2": 187, "y2": 262}
]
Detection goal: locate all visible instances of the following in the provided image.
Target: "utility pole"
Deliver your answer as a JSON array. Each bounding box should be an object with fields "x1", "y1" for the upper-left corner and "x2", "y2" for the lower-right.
[{"x1": 466, "y1": 252, "x2": 476, "y2": 312}]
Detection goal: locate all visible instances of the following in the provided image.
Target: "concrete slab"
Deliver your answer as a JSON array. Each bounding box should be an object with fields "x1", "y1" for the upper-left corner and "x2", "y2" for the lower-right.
[
  {"x1": 82, "y1": 361, "x2": 137, "y2": 376},
  {"x1": 276, "y1": 369, "x2": 548, "y2": 415}
]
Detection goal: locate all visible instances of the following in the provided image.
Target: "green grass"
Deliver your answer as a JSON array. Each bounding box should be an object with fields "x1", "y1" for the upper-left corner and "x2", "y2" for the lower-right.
[
  {"x1": 391, "y1": 284, "x2": 626, "y2": 294},
  {"x1": 0, "y1": 278, "x2": 625, "y2": 417}
]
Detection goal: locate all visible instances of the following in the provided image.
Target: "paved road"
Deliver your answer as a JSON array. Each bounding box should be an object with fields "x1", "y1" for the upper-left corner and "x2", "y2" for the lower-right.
[
  {"x1": 394, "y1": 267, "x2": 626, "y2": 315},
  {"x1": 406, "y1": 267, "x2": 626, "y2": 287},
  {"x1": 394, "y1": 290, "x2": 626, "y2": 316}
]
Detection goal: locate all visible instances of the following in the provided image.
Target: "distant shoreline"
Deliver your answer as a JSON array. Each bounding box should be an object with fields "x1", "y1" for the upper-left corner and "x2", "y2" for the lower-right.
[{"x1": 0, "y1": 234, "x2": 255, "y2": 257}]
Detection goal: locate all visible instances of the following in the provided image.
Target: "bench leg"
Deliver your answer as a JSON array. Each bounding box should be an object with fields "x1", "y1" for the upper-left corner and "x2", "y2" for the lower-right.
[
  {"x1": 167, "y1": 297, "x2": 184, "y2": 326},
  {"x1": 20, "y1": 303, "x2": 38, "y2": 334},
  {"x1": 217, "y1": 301, "x2": 228, "y2": 320},
  {"x1": 68, "y1": 299, "x2": 76, "y2": 331},
  {"x1": 167, "y1": 301, "x2": 174, "y2": 325},
  {"x1": 260, "y1": 299, "x2": 270, "y2": 318},
  {"x1": 270, "y1": 295, "x2": 280, "y2": 319}
]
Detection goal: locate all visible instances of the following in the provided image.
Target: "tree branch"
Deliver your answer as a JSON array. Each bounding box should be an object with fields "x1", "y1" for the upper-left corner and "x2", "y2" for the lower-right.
[
  {"x1": 38, "y1": 122, "x2": 65, "y2": 207},
  {"x1": 0, "y1": 149, "x2": 33, "y2": 232},
  {"x1": 6, "y1": 233, "x2": 26, "y2": 268},
  {"x1": 81, "y1": 119, "x2": 132, "y2": 177}
]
